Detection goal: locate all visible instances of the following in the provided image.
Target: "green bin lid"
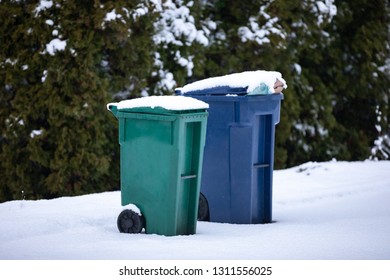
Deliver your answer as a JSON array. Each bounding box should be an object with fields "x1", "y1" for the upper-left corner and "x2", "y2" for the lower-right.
[{"x1": 107, "y1": 95, "x2": 209, "y2": 115}]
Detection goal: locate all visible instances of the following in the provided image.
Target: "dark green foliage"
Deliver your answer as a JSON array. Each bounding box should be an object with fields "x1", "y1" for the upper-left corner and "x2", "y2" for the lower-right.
[
  {"x1": 325, "y1": 0, "x2": 390, "y2": 161},
  {"x1": 1, "y1": 0, "x2": 389, "y2": 202},
  {"x1": 0, "y1": 0, "x2": 156, "y2": 202}
]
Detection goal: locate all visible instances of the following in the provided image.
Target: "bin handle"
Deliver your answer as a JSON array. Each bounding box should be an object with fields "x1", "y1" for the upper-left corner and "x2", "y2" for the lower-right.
[
  {"x1": 107, "y1": 103, "x2": 119, "y2": 117},
  {"x1": 181, "y1": 174, "x2": 197, "y2": 180},
  {"x1": 253, "y1": 163, "x2": 270, "y2": 168}
]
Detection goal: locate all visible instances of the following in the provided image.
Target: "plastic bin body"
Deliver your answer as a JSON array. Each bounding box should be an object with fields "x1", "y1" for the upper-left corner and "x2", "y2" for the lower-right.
[
  {"x1": 177, "y1": 88, "x2": 283, "y2": 224},
  {"x1": 109, "y1": 106, "x2": 208, "y2": 236}
]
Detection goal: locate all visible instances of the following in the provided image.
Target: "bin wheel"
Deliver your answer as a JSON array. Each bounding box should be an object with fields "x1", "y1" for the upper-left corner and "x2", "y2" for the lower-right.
[
  {"x1": 117, "y1": 209, "x2": 145, "y2": 234},
  {"x1": 198, "y1": 192, "x2": 209, "y2": 221}
]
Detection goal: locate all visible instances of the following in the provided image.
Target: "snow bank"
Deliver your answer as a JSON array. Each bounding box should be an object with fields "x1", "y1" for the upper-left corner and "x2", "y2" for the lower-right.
[
  {"x1": 107, "y1": 95, "x2": 209, "y2": 111},
  {"x1": 1, "y1": 160, "x2": 389, "y2": 260},
  {"x1": 178, "y1": 70, "x2": 287, "y2": 94}
]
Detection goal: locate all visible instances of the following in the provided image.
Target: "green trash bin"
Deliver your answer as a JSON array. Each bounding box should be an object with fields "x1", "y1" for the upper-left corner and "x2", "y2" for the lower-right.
[{"x1": 107, "y1": 96, "x2": 208, "y2": 236}]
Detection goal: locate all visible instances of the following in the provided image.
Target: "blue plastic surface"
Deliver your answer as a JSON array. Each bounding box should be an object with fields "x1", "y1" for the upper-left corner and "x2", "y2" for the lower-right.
[
  {"x1": 176, "y1": 86, "x2": 248, "y2": 96},
  {"x1": 177, "y1": 87, "x2": 283, "y2": 224}
]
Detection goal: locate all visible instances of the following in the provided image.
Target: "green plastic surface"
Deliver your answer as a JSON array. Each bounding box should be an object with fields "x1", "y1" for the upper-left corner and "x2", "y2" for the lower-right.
[{"x1": 109, "y1": 104, "x2": 208, "y2": 236}]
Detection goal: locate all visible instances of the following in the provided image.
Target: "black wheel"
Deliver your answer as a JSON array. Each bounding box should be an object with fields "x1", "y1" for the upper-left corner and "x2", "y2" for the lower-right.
[
  {"x1": 197, "y1": 192, "x2": 209, "y2": 221},
  {"x1": 117, "y1": 209, "x2": 145, "y2": 234}
]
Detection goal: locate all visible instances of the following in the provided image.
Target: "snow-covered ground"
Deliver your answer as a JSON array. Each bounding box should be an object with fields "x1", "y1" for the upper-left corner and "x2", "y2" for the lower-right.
[{"x1": 1, "y1": 160, "x2": 389, "y2": 260}]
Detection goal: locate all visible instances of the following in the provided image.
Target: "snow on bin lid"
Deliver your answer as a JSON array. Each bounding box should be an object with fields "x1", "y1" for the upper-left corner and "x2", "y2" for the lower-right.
[
  {"x1": 107, "y1": 95, "x2": 209, "y2": 112},
  {"x1": 177, "y1": 70, "x2": 287, "y2": 95}
]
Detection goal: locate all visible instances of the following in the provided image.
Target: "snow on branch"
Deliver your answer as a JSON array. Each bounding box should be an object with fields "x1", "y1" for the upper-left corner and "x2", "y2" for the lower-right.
[
  {"x1": 312, "y1": 0, "x2": 337, "y2": 26},
  {"x1": 238, "y1": 4, "x2": 286, "y2": 47},
  {"x1": 153, "y1": 0, "x2": 209, "y2": 47}
]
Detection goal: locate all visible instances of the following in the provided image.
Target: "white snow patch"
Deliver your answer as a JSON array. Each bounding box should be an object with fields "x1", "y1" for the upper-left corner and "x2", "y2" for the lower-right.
[
  {"x1": 45, "y1": 38, "x2": 67, "y2": 55},
  {"x1": 41, "y1": 70, "x2": 48, "y2": 82},
  {"x1": 5, "y1": 58, "x2": 17, "y2": 65},
  {"x1": 132, "y1": 5, "x2": 148, "y2": 21},
  {"x1": 107, "y1": 95, "x2": 209, "y2": 111},
  {"x1": 45, "y1": 19, "x2": 54, "y2": 26},
  {"x1": 294, "y1": 63, "x2": 302, "y2": 75},
  {"x1": 30, "y1": 130, "x2": 43, "y2": 138},
  {"x1": 179, "y1": 70, "x2": 287, "y2": 94},
  {"x1": 238, "y1": 5, "x2": 286, "y2": 46},
  {"x1": 314, "y1": 0, "x2": 337, "y2": 25},
  {"x1": 0, "y1": 160, "x2": 389, "y2": 260},
  {"x1": 153, "y1": 0, "x2": 209, "y2": 47},
  {"x1": 104, "y1": 9, "x2": 122, "y2": 22},
  {"x1": 34, "y1": 0, "x2": 53, "y2": 14}
]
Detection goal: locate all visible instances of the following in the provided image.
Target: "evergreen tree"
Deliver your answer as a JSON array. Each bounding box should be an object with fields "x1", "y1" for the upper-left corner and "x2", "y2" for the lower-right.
[
  {"x1": 146, "y1": 0, "x2": 210, "y2": 95},
  {"x1": 150, "y1": 0, "x2": 297, "y2": 167},
  {"x1": 0, "y1": 0, "x2": 156, "y2": 202},
  {"x1": 323, "y1": 0, "x2": 390, "y2": 161},
  {"x1": 267, "y1": 0, "x2": 339, "y2": 166},
  {"x1": 170, "y1": 0, "x2": 339, "y2": 168},
  {"x1": 2, "y1": 0, "x2": 389, "y2": 202}
]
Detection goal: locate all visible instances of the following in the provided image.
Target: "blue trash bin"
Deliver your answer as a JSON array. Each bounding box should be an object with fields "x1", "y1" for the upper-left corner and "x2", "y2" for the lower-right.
[{"x1": 176, "y1": 81, "x2": 283, "y2": 224}]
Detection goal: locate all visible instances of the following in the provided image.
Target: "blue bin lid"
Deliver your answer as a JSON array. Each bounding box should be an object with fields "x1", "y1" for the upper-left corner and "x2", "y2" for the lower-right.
[
  {"x1": 175, "y1": 70, "x2": 288, "y2": 96},
  {"x1": 175, "y1": 86, "x2": 249, "y2": 96}
]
